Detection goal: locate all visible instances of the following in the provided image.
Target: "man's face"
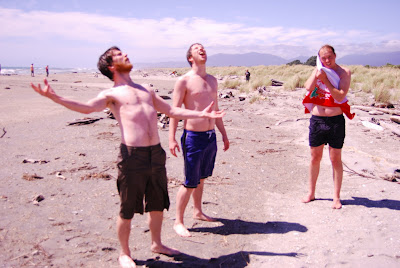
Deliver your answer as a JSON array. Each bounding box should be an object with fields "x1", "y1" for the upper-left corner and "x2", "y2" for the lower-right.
[
  {"x1": 189, "y1": 44, "x2": 207, "y2": 65},
  {"x1": 319, "y1": 48, "x2": 336, "y2": 69},
  {"x1": 112, "y1": 50, "x2": 133, "y2": 73}
]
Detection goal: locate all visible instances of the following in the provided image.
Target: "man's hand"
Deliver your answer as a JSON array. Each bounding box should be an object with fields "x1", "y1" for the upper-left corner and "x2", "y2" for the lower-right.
[
  {"x1": 200, "y1": 101, "x2": 225, "y2": 119},
  {"x1": 316, "y1": 70, "x2": 329, "y2": 85},
  {"x1": 222, "y1": 135, "x2": 230, "y2": 151},
  {"x1": 31, "y1": 79, "x2": 56, "y2": 99},
  {"x1": 169, "y1": 139, "x2": 180, "y2": 157}
]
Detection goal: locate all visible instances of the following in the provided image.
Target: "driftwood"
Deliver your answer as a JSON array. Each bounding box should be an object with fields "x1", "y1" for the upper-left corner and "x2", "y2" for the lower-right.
[
  {"x1": 1, "y1": 127, "x2": 6, "y2": 138},
  {"x1": 67, "y1": 117, "x2": 102, "y2": 126},
  {"x1": 353, "y1": 105, "x2": 400, "y2": 116},
  {"x1": 380, "y1": 121, "x2": 400, "y2": 137},
  {"x1": 271, "y1": 79, "x2": 284, "y2": 86},
  {"x1": 390, "y1": 116, "x2": 400, "y2": 124}
]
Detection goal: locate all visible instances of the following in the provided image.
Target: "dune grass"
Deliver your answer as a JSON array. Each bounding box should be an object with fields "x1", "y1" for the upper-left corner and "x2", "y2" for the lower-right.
[{"x1": 164, "y1": 64, "x2": 400, "y2": 104}]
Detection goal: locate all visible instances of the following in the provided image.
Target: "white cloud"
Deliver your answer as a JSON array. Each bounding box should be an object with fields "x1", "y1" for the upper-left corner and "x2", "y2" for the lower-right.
[{"x1": 1, "y1": 7, "x2": 399, "y2": 67}]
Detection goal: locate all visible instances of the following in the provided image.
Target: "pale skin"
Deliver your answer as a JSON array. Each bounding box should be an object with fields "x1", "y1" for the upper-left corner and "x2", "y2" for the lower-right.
[
  {"x1": 31, "y1": 49, "x2": 225, "y2": 268},
  {"x1": 302, "y1": 47, "x2": 351, "y2": 209},
  {"x1": 169, "y1": 44, "x2": 229, "y2": 237}
]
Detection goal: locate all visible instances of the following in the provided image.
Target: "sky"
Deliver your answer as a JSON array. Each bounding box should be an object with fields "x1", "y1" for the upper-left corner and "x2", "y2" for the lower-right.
[{"x1": 1, "y1": 0, "x2": 400, "y2": 68}]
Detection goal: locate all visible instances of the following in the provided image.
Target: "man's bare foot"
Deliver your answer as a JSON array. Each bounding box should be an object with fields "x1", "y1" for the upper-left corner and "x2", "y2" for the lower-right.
[
  {"x1": 151, "y1": 244, "x2": 181, "y2": 256},
  {"x1": 118, "y1": 255, "x2": 136, "y2": 268},
  {"x1": 301, "y1": 194, "x2": 315, "y2": 203},
  {"x1": 332, "y1": 199, "x2": 342, "y2": 209},
  {"x1": 193, "y1": 213, "x2": 216, "y2": 222},
  {"x1": 173, "y1": 223, "x2": 191, "y2": 237}
]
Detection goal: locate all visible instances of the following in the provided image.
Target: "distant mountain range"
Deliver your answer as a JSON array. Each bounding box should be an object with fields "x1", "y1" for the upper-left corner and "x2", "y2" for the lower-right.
[{"x1": 136, "y1": 51, "x2": 400, "y2": 68}]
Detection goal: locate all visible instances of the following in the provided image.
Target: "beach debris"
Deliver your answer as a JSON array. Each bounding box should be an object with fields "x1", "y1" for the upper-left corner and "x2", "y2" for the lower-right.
[
  {"x1": 73, "y1": 80, "x2": 82, "y2": 83},
  {"x1": 0, "y1": 195, "x2": 8, "y2": 201},
  {"x1": 380, "y1": 121, "x2": 400, "y2": 137},
  {"x1": 168, "y1": 90, "x2": 173, "y2": 94},
  {"x1": 67, "y1": 117, "x2": 102, "y2": 126},
  {"x1": 102, "y1": 247, "x2": 117, "y2": 252},
  {"x1": 33, "y1": 195, "x2": 45, "y2": 205},
  {"x1": 56, "y1": 172, "x2": 66, "y2": 180},
  {"x1": 103, "y1": 108, "x2": 115, "y2": 119},
  {"x1": 22, "y1": 173, "x2": 44, "y2": 181},
  {"x1": 81, "y1": 172, "x2": 113, "y2": 181},
  {"x1": 22, "y1": 158, "x2": 49, "y2": 164},
  {"x1": 353, "y1": 105, "x2": 400, "y2": 116},
  {"x1": 361, "y1": 121, "x2": 383, "y2": 131},
  {"x1": 220, "y1": 91, "x2": 234, "y2": 99},
  {"x1": 51, "y1": 79, "x2": 58, "y2": 82},
  {"x1": 5, "y1": 87, "x2": 10, "y2": 89},
  {"x1": 391, "y1": 116, "x2": 400, "y2": 124},
  {"x1": 1, "y1": 127, "x2": 6, "y2": 138},
  {"x1": 159, "y1": 95, "x2": 171, "y2": 100},
  {"x1": 369, "y1": 110, "x2": 384, "y2": 115},
  {"x1": 271, "y1": 79, "x2": 284, "y2": 86},
  {"x1": 239, "y1": 97, "x2": 246, "y2": 101},
  {"x1": 157, "y1": 113, "x2": 170, "y2": 129}
]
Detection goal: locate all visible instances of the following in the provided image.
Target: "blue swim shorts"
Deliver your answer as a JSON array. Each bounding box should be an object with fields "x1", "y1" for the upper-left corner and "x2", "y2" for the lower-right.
[
  {"x1": 309, "y1": 114, "x2": 345, "y2": 149},
  {"x1": 181, "y1": 129, "x2": 217, "y2": 188}
]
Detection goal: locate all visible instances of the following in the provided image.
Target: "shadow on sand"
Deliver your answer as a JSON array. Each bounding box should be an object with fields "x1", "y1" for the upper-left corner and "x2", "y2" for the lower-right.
[
  {"x1": 344, "y1": 196, "x2": 400, "y2": 210},
  {"x1": 189, "y1": 218, "x2": 308, "y2": 235},
  {"x1": 136, "y1": 250, "x2": 304, "y2": 268}
]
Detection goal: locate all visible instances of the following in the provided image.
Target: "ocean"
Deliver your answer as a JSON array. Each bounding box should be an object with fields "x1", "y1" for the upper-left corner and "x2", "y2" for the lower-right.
[{"x1": 0, "y1": 66, "x2": 98, "y2": 75}]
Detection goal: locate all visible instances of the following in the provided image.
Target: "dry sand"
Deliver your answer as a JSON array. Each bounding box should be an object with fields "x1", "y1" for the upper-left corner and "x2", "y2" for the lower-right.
[{"x1": 0, "y1": 70, "x2": 399, "y2": 268}]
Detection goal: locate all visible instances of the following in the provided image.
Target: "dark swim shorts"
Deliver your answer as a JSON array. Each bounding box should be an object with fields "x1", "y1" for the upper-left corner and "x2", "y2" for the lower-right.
[
  {"x1": 181, "y1": 129, "x2": 217, "y2": 188},
  {"x1": 117, "y1": 143, "x2": 170, "y2": 219},
  {"x1": 309, "y1": 114, "x2": 345, "y2": 149}
]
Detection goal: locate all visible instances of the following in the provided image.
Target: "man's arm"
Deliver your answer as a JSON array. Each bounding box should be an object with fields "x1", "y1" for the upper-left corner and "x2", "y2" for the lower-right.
[
  {"x1": 151, "y1": 90, "x2": 224, "y2": 120},
  {"x1": 31, "y1": 79, "x2": 109, "y2": 114},
  {"x1": 214, "y1": 99, "x2": 229, "y2": 151},
  {"x1": 317, "y1": 68, "x2": 351, "y2": 102},
  {"x1": 304, "y1": 68, "x2": 318, "y2": 91},
  {"x1": 168, "y1": 78, "x2": 186, "y2": 157}
]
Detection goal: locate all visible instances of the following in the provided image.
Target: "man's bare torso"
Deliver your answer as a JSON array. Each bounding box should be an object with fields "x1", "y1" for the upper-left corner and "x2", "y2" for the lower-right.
[
  {"x1": 181, "y1": 72, "x2": 218, "y2": 131},
  {"x1": 103, "y1": 84, "x2": 160, "y2": 147}
]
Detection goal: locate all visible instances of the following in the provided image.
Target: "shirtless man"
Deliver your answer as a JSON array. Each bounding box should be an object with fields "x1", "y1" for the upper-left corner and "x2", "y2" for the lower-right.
[
  {"x1": 169, "y1": 43, "x2": 229, "y2": 237},
  {"x1": 302, "y1": 44, "x2": 354, "y2": 209},
  {"x1": 31, "y1": 46, "x2": 225, "y2": 268}
]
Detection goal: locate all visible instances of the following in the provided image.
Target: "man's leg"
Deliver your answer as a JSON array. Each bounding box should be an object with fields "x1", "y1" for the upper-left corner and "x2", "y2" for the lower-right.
[
  {"x1": 149, "y1": 211, "x2": 180, "y2": 255},
  {"x1": 117, "y1": 216, "x2": 136, "y2": 268},
  {"x1": 329, "y1": 146, "x2": 343, "y2": 209},
  {"x1": 192, "y1": 179, "x2": 215, "y2": 221},
  {"x1": 302, "y1": 145, "x2": 324, "y2": 203},
  {"x1": 174, "y1": 186, "x2": 194, "y2": 237}
]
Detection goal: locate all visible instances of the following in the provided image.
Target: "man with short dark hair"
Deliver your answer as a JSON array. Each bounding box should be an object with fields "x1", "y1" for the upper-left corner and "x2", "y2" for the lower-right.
[{"x1": 31, "y1": 46, "x2": 225, "y2": 268}]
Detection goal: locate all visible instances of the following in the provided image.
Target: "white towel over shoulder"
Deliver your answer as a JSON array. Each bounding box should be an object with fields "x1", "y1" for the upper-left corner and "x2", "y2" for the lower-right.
[{"x1": 317, "y1": 55, "x2": 347, "y2": 104}]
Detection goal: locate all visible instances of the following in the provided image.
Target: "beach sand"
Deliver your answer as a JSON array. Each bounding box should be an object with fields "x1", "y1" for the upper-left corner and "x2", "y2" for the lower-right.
[{"x1": 0, "y1": 70, "x2": 400, "y2": 267}]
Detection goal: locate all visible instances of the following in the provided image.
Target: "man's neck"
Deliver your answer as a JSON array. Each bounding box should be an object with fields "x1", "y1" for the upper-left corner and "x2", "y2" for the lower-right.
[
  {"x1": 113, "y1": 71, "x2": 134, "y2": 87},
  {"x1": 191, "y1": 63, "x2": 207, "y2": 78}
]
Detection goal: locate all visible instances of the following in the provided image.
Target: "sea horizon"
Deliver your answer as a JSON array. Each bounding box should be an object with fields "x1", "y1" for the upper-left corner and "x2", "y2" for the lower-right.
[{"x1": 0, "y1": 66, "x2": 99, "y2": 76}]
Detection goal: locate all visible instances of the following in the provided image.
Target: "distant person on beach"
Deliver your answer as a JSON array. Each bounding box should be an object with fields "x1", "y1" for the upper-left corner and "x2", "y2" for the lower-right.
[
  {"x1": 302, "y1": 44, "x2": 355, "y2": 209},
  {"x1": 45, "y1": 65, "x2": 49, "y2": 77},
  {"x1": 31, "y1": 64, "x2": 34, "y2": 77},
  {"x1": 169, "y1": 43, "x2": 230, "y2": 237},
  {"x1": 245, "y1": 69, "x2": 250, "y2": 82},
  {"x1": 0, "y1": 64, "x2": 2, "y2": 75},
  {"x1": 31, "y1": 46, "x2": 225, "y2": 268}
]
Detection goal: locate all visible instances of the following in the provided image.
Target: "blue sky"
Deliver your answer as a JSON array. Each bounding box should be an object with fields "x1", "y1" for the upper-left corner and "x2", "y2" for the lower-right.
[{"x1": 1, "y1": 0, "x2": 399, "y2": 68}]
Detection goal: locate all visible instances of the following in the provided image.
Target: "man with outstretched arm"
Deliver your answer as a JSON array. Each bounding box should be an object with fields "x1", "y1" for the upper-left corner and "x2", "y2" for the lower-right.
[
  {"x1": 301, "y1": 44, "x2": 355, "y2": 209},
  {"x1": 169, "y1": 43, "x2": 229, "y2": 237},
  {"x1": 31, "y1": 46, "x2": 225, "y2": 268}
]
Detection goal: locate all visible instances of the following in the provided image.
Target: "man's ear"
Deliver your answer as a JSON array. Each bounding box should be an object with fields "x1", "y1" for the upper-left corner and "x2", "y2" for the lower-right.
[
  {"x1": 188, "y1": 56, "x2": 194, "y2": 64},
  {"x1": 108, "y1": 64, "x2": 115, "y2": 73}
]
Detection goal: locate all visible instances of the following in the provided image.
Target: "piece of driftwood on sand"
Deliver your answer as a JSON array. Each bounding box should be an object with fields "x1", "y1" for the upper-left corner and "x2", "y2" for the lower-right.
[
  {"x1": 66, "y1": 117, "x2": 103, "y2": 126},
  {"x1": 353, "y1": 105, "x2": 400, "y2": 116}
]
